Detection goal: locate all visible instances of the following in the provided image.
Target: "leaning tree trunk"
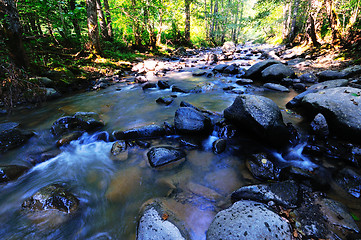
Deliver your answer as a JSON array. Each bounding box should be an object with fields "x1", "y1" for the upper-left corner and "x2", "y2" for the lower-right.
[
  {"x1": 86, "y1": 0, "x2": 101, "y2": 55},
  {"x1": 306, "y1": 15, "x2": 321, "y2": 46},
  {"x1": 184, "y1": 0, "x2": 191, "y2": 44},
  {"x1": 0, "y1": 0, "x2": 28, "y2": 68},
  {"x1": 288, "y1": 0, "x2": 300, "y2": 43}
]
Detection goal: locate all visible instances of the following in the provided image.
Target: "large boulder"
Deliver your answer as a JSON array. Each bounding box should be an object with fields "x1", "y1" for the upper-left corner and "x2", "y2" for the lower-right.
[
  {"x1": 0, "y1": 122, "x2": 34, "y2": 153},
  {"x1": 222, "y1": 41, "x2": 236, "y2": 55},
  {"x1": 244, "y1": 60, "x2": 281, "y2": 80},
  {"x1": 174, "y1": 107, "x2": 212, "y2": 134},
  {"x1": 147, "y1": 146, "x2": 186, "y2": 169},
  {"x1": 317, "y1": 70, "x2": 347, "y2": 81},
  {"x1": 286, "y1": 79, "x2": 349, "y2": 109},
  {"x1": 342, "y1": 65, "x2": 361, "y2": 78},
  {"x1": 261, "y1": 64, "x2": 296, "y2": 82},
  {"x1": 113, "y1": 124, "x2": 166, "y2": 140},
  {"x1": 224, "y1": 95, "x2": 289, "y2": 147},
  {"x1": 0, "y1": 165, "x2": 29, "y2": 183},
  {"x1": 300, "y1": 87, "x2": 361, "y2": 141},
  {"x1": 206, "y1": 200, "x2": 292, "y2": 240}
]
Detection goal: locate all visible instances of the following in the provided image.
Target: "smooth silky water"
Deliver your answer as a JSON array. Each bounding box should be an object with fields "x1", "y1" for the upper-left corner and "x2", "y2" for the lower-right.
[{"x1": 0, "y1": 54, "x2": 360, "y2": 239}]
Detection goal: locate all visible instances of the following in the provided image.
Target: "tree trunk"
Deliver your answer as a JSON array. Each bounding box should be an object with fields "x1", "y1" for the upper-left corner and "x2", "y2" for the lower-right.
[
  {"x1": 103, "y1": 0, "x2": 113, "y2": 41},
  {"x1": 86, "y1": 0, "x2": 101, "y2": 55},
  {"x1": 0, "y1": 0, "x2": 28, "y2": 68},
  {"x1": 306, "y1": 15, "x2": 321, "y2": 46},
  {"x1": 156, "y1": 8, "x2": 163, "y2": 46},
  {"x1": 68, "y1": 0, "x2": 81, "y2": 38},
  {"x1": 96, "y1": 0, "x2": 109, "y2": 41},
  {"x1": 324, "y1": 0, "x2": 341, "y2": 44},
  {"x1": 184, "y1": 0, "x2": 191, "y2": 44},
  {"x1": 288, "y1": 0, "x2": 300, "y2": 43}
]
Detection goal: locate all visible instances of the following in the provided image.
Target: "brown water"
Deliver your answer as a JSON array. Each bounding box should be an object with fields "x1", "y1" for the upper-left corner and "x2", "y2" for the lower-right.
[{"x1": 0, "y1": 49, "x2": 359, "y2": 239}]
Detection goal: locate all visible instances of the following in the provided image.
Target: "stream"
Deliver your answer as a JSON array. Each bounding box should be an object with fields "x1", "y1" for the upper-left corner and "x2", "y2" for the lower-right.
[{"x1": 0, "y1": 45, "x2": 360, "y2": 239}]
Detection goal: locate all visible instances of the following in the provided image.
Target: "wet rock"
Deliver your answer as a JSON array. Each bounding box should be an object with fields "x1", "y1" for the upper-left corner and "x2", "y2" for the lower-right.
[
  {"x1": 231, "y1": 180, "x2": 300, "y2": 209},
  {"x1": 224, "y1": 95, "x2": 289, "y2": 147},
  {"x1": 156, "y1": 96, "x2": 173, "y2": 106},
  {"x1": 318, "y1": 70, "x2": 347, "y2": 81},
  {"x1": 147, "y1": 146, "x2": 186, "y2": 169},
  {"x1": 143, "y1": 60, "x2": 158, "y2": 71},
  {"x1": 192, "y1": 70, "x2": 207, "y2": 76},
  {"x1": 29, "y1": 77, "x2": 54, "y2": 87},
  {"x1": 223, "y1": 64, "x2": 239, "y2": 74},
  {"x1": 246, "y1": 153, "x2": 278, "y2": 180},
  {"x1": 223, "y1": 86, "x2": 236, "y2": 91},
  {"x1": 299, "y1": 72, "x2": 318, "y2": 83},
  {"x1": 110, "y1": 140, "x2": 128, "y2": 161},
  {"x1": 212, "y1": 64, "x2": 228, "y2": 73},
  {"x1": 261, "y1": 64, "x2": 296, "y2": 82},
  {"x1": 56, "y1": 131, "x2": 83, "y2": 147},
  {"x1": 157, "y1": 80, "x2": 170, "y2": 89},
  {"x1": 236, "y1": 78, "x2": 253, "y2": 85},
  {"x1": 212, "y1": 139, "x2": 226, "y2": 154},
  {"x1": 28, "y1": 149, "x2": 61, "y2": 165},
  {"x1": 280, "y1": 166, "x2": 331, "y2": 190},
  {"x1": 174, "y1": 107, "x2": 212, "y2": 134},
  {"x1": 172, "y1": 86, "x2": 189, "y2": 93},
  {"x1": 22, "y1": 184, "x2": 79, "y2": 213},
  {"x1": 222, "y1": 41, "x2": 236, "y2": 54},
  {"x1": 335, "y1": 168, "x2": 361, "y2": 198},
  {"x1": 286, "y1": 79, "x2": 349, "y2": 109},
  {"x1": 0, "y1": 122, "x2": 34, "y2": 153},
  {"x1": 310, "y1": 113, "x2": 329, "y2": 138},
  {"x1": 292, "y1": 193, "x2": 359, "y2": 239},
  {"x1": 293, "y1": 83, "x2": 306, "y2": 92},
  {"x1": 206, "y1": 200, "x2": 292, "y2": 240},
  {"x1": 0, "y1": 165, "x2": 29, "y2": 183},
  {"x1": 244, "y1": 60, "x2": 281, "y2": 80},
  {"x1": 301, "y1": 87, "x2": 361, "y2": 142},
  {"x1": 113, "y1": 124, "x2": 166, "y2": 140},
  {"x1": 142, "y1": 83, "x2": 157, "y2": 90},
  {"x1": 264, "y1": 83, "x2": 290, "y2": 92},
  {"x1": 51, "y1": 112, "x2": 104, "y2": 137}
]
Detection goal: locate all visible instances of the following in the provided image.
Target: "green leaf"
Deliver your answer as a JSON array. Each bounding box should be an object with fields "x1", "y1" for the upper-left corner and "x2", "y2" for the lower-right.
[
  {"x1": 351, "y1": 213, "x2": 360, "y2": 221},
  {"x1": 351, "y1": 93, "x2": 360, "y2": 97}
]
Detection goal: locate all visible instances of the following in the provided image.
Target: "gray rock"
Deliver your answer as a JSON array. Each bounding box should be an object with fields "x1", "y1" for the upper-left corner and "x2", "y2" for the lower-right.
[
  {"x1": 142, "y1": 83, "x2": 157, "y2": 90},
  {"x1": 318, "y1": 70, "x2": 347, "y2": 81},
  {"x1": 212, "y1": 64, "x2": 228, "y2": 73},
  {"x1": 244, "y1": 60, "x2": 281, "y2": 80},
  {"x1": 342, "y1": 65, "x2": 361, "y2": 78},
  {"x1": 224, "y1": 95, "x2": 289, "y2": 147},
  {"x1": 110, "y1": 140, "x2": 128, "y2": 161},
  {"x1": 174, "y1": 107, "x2": 211, "y2": 134},
  {"x1": 137, "y1": 200, "x2": 189, "y2": 240},
  {"x1": 0, "y1": 165, "x2": 29, "y2": 183},
  {"x1": 172, "y1": 86, "x2": 189, "y2": 93},
  {"x1": 310, "y1": 113, "x2": 329, "y2": 137},
  {"x1": 301, "y1": 87, "x2": 361, "y2": 141},
  {"x1": 293, "y1": 193, "x2": 359, "y2": 239},
  {"x1": 43, "y1": 88, "x2": 62, "y2": 100},
  {"x1": 206, "y1": 200, "x2": 292, "y2": 240},
  {"x1": 231, "y1": 180, "x2": 300, "y2": 208},
  {"x1": 299, "y1": 72, "x2": 318, "y2": 83},
  {"x1": 261, "y1": 64, "x2": 296, "y2": 82},
  {"x1": 335, "y1": 168, "x2": 361, "y2": 198},
  {"x1": 147, "y1": 146, "x2": 186, "y2": 169},
  {"x1": 222, "y1": 41, "x2": 236, "y2": 54},
  {"x1": 29, "y1": 77, "x2": 54, "y2": 87},
  {"x1": 236, "y1": 78, "x2": 253, "y2": 85},
  {"x1": 0, "y1": 122, "x2": 34, "y2": 153},
  {"x1": 156, "y1": 97, "x2": 173, "y2": 106},
  {"x1": 223, "y1": 64, "x2": 239, "y2": 74},
  {"x1": 113, "y1": 124, "x2": 166, "y2": 140},
  {"x1": 286, "y1": 79, "x2": 349, "y2": 109},
  {"x1": 192, "y1": 70, "x2": 207, "y2": 76},
  {"x1": 157, "y1": 80, "x2": 170, "y2": 89},
  {"x1": 264, "y1": 83, "x2": 290, "y2": 92},
  {"x1": 246, "y1": 153, "x2": 277, "y2": 180},
  {"x1": 293, "y1": 83, "x2": 307, "y2": 92}
]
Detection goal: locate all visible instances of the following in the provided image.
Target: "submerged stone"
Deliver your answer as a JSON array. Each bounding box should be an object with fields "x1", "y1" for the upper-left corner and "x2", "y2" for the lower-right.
[
  {"x1": 0, "y1": 165, "x2": 29, "y2": 183},
  {"x1": 147, "y1": 146, "x2": 186, "y2": 169}
]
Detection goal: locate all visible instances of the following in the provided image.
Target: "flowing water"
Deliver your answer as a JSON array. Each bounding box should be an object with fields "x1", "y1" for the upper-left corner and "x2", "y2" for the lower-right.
[{"x1": 0, "y1": 47, "x2": 360, "y2": 239}]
